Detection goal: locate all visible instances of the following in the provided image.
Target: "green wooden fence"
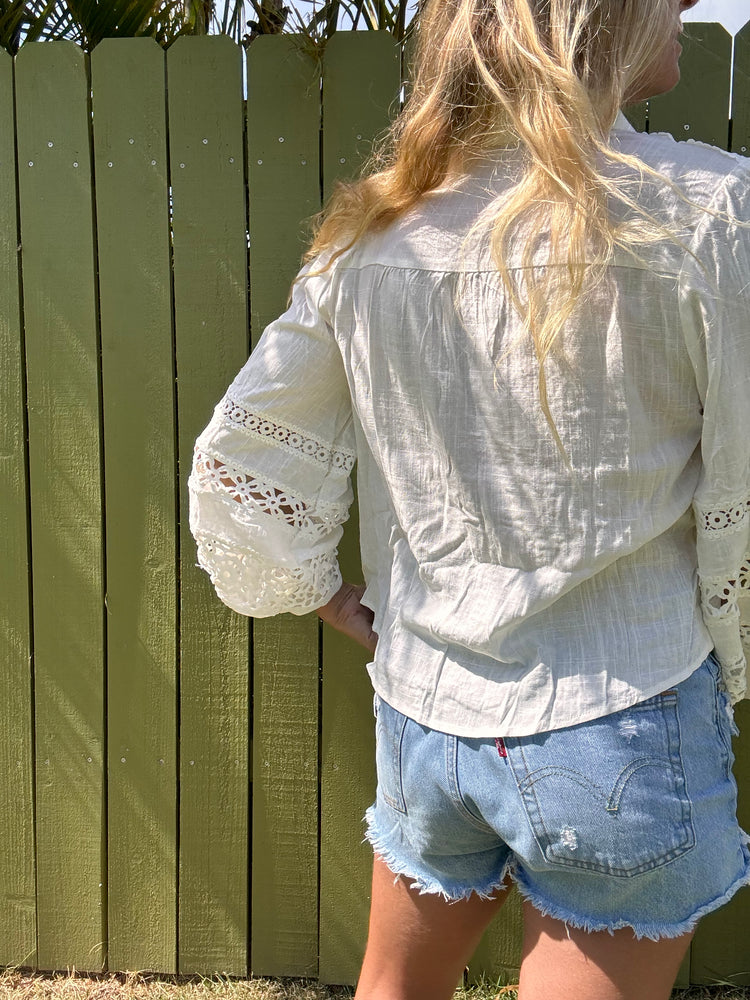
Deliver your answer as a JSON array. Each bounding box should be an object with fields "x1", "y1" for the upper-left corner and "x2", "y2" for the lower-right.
[{"x1": 1, "y1": 21, "x2": 749, "y2": 986}]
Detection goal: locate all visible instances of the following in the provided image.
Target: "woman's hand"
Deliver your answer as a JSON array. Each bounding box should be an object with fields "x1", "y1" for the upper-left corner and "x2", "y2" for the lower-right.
[{"x1": 316, "y1": 582, "x2": 378, "y2": 655}]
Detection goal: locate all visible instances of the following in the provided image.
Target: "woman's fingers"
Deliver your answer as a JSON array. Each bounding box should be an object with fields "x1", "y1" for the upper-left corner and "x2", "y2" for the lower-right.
[{"x1": 317, "y1": 581, "x2": 379, "y2": 654}]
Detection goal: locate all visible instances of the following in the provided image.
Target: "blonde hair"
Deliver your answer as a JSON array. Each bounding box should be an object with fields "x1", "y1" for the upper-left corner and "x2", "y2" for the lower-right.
[{"x1": 306, "y1": 0, "x2": 688, "y2": 455}]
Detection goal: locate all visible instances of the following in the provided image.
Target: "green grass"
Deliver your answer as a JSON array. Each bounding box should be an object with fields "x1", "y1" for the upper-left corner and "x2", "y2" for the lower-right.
[
  {"x1": 458, "y1": 980, "x2": 750, "y2": 1000},
  {"x1": 1, "y1": 971, "x2": 749, "y2": 1000}
]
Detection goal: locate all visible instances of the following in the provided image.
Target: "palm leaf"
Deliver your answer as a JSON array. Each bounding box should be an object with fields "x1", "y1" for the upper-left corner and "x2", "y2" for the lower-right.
[
  {"x1": 0, "y1": 1, "x2": 35, "y2": 53},
  {"x1": 70, "y1": 0, "x2": 188, "y2": 46},
  {"x1": 1, "y1": 0, "x2": 416, "y2": 52},
  {"x1": 20, "y1": 0, "x2": 194, "y2": 49}
]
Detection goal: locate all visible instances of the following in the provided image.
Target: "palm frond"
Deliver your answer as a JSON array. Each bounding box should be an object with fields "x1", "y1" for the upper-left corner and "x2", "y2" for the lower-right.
[
  {"x1": 2, "y1": 0, "x2": 417, "y2": 52},
  {"x1": 0, "y1": 1, "x2": 35, "y2": 53},
  {"x1": 16, "y1": 0, "x2": 197, "y2": 50}
]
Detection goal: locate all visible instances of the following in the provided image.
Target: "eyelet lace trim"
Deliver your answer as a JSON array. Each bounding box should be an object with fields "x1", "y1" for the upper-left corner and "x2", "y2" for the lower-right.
[
  {"x1": 700, "y1": 560, "x2": 750, "y2": 621},
  {"x1": 220, "y1": 398, "x2": 356, "y2": 473},
  {"x1": 695, "y1": 491, "x2": 749, "y2": 701},
  {"x1": 715, "y1": 653, "x2": 747, "y2": 704},
  {"x1": 193, "y1": 451, "x2": 348, "y2": 540},
  {"x1": 190, "y1": 450, "x2": 348, "y2": 615},
  {"x1": 195, "y1": 534, "x2": 340, "y2": 617},
  {"x1": 695, "y1": 496, "x2": 750, "y2": 534}
]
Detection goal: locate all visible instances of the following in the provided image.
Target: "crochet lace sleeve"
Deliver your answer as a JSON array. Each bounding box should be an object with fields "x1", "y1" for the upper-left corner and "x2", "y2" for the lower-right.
[
  {"x1": 681, "y1": 166, "x2": 750, "y2": 706},
  {"x1": 188, "y1": 257, "x2": 356, "y2": 618},
  {"x1": 189, "y1": 443, "x2": 354, "y2": 617},
  {"x1": 693, "y1": 497, "x2": 750, "y2": 704}
]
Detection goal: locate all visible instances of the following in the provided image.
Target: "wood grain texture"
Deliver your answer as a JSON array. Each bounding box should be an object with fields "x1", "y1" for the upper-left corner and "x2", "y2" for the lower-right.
[
  {"x1": 250, "y1": 620, "x2": 320, "y2": 976},
  {"x1": 648, "y1": 23, "x2": 732, "y2": 148},
  {"x1": 15, "y1": 40, "x2": 105, "y2": 972},
  {"x1": 321, "y1": 31, "x2": 400, "y2": 202},
  {"x1": 91, "y1": 37, "x2": 177, "y2": 974},
  {"x1": 319, "y1": 621, "x2": 377, "y2": 987},
  {"x1": 318, "y1": 32, "x2": 400, "y2": 986},
  {"x1": 169, "y1": 35, "x2": 251, "y2": 977},
  {"x1": 732, "y1": 20, "x2": 750, "y2": 156},
  {"x1": 247, "y1": 35, "x2": 321, "y2": 340},
  {"x1": 246, "y1": 35, "x2": 321, "y2": 978},
  {"x1": 0, "y1": 46, "x2": 36, "y2": 968}
]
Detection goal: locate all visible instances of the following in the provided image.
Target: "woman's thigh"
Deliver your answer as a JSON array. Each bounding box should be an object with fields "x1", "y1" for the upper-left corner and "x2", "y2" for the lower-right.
[
  {"x1": 519, "y1": 901, "x2": 692, "y2": 1000},
  {"x1": 354, "y1": 855, "x2": 509, "y2": 1000},
  {"x1": 355, "y1": 858, "x2": 691, "y2": 1000}
]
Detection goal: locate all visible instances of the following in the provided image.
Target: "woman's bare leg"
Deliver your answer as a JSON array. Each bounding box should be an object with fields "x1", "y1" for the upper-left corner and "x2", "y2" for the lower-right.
[
  {"x1": 518, "y1": 900, "x2": 693, "y2": 1000},
  {"x1": 354, "y1": 855, "x2": 508, "y2": 1000},
  {"x1": 354, "y1": 858, "x2": 691, "y2": 1000}
]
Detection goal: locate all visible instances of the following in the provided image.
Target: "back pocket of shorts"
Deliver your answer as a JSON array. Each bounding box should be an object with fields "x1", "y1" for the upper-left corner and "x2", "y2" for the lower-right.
[
  {"x1": 375, "y1": 697, "x2": 409, "y2": 814},
  {"x1": 506, "y1": 694, "x2": 695, "y2": 877}
]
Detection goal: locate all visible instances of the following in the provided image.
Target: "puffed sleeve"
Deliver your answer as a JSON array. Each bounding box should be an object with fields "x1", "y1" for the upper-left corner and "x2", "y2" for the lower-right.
[
  {"x1": 680, "y1": 163, "x2": 750, "y2": 704},
  {"x1": 188, "y1": 260, "x2": 356, "y2": 617}
]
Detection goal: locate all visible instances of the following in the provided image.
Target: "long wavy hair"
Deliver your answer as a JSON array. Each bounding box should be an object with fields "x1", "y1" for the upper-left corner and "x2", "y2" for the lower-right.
[{"x1": 306, "y1": 0, "x2": 689, "y2": 454}]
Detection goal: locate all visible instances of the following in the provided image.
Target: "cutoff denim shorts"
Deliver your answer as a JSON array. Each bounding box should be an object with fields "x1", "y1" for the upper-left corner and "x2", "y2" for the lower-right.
[{"x1": 364, "y1": 653, "x2": 750, "y2": 940}]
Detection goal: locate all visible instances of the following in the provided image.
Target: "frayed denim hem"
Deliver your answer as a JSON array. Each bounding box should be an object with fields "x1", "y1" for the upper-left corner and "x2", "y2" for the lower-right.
[
  {"x1": 511, "y1": 837, "x2": 750, "y2": 942},
  {"x1": 364, "y1": 803, "x2": 750, "y2": 936},
  {"x1": 362, "y1": 806, "x2": 511, "y2": 903}
]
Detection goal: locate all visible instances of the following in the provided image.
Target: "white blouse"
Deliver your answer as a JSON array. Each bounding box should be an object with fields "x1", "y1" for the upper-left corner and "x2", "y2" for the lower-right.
[{"x1": 189, "y1": 114, "x2": 750, "y2": 736}]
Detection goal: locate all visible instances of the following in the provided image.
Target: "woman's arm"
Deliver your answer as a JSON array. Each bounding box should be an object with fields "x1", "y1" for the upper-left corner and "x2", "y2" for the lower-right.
[{"x1": 189, "y1": 260, "x2": 358, "y2": 621}]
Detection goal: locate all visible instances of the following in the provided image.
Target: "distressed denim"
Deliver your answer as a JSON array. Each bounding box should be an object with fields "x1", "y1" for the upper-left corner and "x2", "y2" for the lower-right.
[{"x1": 364, "y1": 654, "x2": 750, "y2": 939}]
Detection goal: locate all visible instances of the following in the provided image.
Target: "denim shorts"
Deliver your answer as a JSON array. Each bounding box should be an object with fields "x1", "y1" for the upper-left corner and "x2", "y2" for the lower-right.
[{"x1": 364, "y1": 653, "x2": 750, "y2": 940}]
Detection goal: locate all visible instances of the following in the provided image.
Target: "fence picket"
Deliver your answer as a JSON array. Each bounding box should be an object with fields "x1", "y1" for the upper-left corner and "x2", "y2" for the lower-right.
[
  {"x1": 648, "y1": 23, "x2": 732, "y2": 147},
  {"x1": 246, "y1": 35, "x2": 322, "y2": 978},
  {"x1": 0, "y1": 46, "x2": 35, "y2": 969},
  {"x1": 91, "y1": 37, "x2": 178, "y2": 974},
  {"x1": 321, "y1": 30, "x2": 400, "y2": 202},
  {"x1": 168, "y1": 35, "x2": 250, "y2": 976},
  {"x1": 732, "y1": 20, "x2": 750, "y2": 156},
  {"x1": 318, "y1": 31, "x2": 400, "y2": 986},
  {"x1": 15, "y1": 40, "x2": 105, "y2": 972}
]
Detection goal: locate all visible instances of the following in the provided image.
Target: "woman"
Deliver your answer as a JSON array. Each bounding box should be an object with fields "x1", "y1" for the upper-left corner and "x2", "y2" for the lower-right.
[{"x1": 189, "y1": 0, "x2": 750, "y2": 996}]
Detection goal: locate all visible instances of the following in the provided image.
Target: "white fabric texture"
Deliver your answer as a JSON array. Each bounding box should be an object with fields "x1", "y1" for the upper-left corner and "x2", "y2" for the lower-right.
[{"x1": 189, "y1": 113, "x2": 750, "y2": 736}]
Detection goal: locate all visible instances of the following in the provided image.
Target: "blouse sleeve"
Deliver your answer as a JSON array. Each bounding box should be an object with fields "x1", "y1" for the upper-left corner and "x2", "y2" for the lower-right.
[
  {"x1": 680, "y1": 163, "x2": 750, "y2": 704},
  {"x1": 188, "y1": 260, "x2": 356, "y2": 617}
]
